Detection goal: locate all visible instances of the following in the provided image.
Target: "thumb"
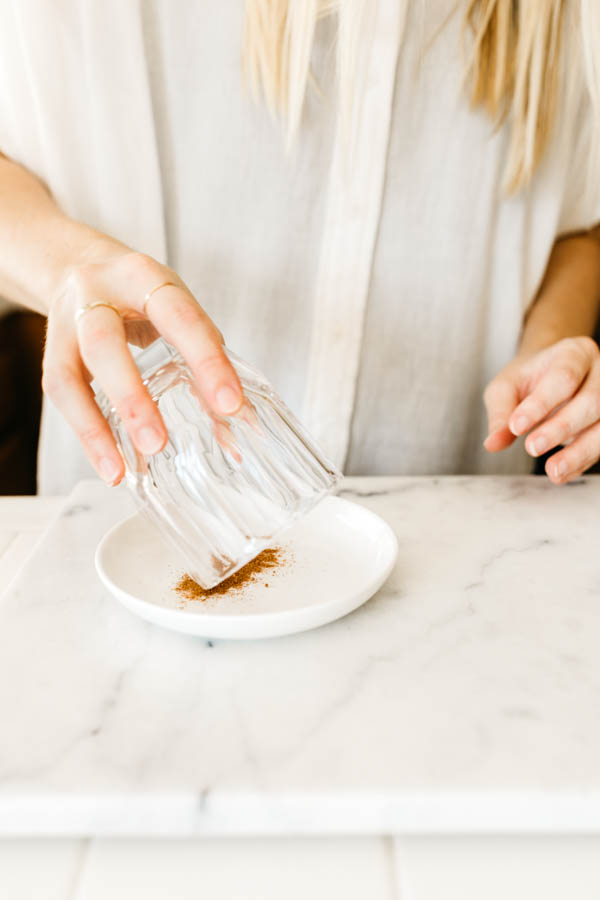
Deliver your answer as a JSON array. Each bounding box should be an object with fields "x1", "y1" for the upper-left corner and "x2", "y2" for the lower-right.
[{"x1": 483, "y1": 373, "x2": 520, "y2": 452}]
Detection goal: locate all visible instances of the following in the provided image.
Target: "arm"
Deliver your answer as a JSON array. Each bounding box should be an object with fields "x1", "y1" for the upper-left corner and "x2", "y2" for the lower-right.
[
  {"x1": 0, "y1": 153, "x2": 118, "y2": 314},
  {"x1": 484, "y1": 229, "x2": 600, "y2": 483},
  {"x1": 519, "y1": 229, "x2": 600, "y2": 355},
  {"x1": 0, "y1": 154, "x2": 244, "y2": 485}
]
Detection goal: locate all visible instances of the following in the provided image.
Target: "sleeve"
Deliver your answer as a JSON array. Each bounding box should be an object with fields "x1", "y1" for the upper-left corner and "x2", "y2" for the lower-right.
[{"x1": 557, "y1": 88, "x2": 600, "y2": 235}]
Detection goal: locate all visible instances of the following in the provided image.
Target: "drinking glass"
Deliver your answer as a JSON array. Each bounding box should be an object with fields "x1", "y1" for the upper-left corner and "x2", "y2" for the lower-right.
[{"x1": 95, "y1": 338, "x2": 342, "y2": 588}]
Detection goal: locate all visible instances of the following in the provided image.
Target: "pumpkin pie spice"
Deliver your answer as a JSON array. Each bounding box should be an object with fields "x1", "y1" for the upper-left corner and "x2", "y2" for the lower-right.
[{"x1": 175, "y1": 547, "x2": 283, "y2": 602}]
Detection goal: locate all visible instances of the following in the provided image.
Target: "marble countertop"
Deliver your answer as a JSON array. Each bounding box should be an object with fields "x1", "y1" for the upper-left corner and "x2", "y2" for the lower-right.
[{"x1": 1, "y1": 476, "x2": 600, "y2": 837}]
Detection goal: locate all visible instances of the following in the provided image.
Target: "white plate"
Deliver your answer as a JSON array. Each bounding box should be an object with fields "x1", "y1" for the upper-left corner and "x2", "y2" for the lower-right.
[{"x1": 95, "y1": 496, "x2": 398, "y2": 640}]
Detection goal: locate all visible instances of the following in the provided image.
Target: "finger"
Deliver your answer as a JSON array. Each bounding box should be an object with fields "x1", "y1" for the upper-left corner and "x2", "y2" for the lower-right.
[
  {"x1": 44, "y1": 312, "x2": 125, "y2": 484},
  {"x1": 145, "y1": 284, "x2": 243, "y2": 417},
  {"x1": 483, "y1": 377, "x2": 519, "y2": 452},
  {"x1": 509, "y1": 352, "x2": 590, "y2": 437},
  {"x1": 525, "y1": 369, "x2": 600, "y2": 458},
  {"x1": 42, "y1": 355, "x2": 125, "y2": 486},
  {"x1": 100, "y1": 252, "x2": 242, "y2": 417},
  {"x1": 544, "y1": 419, "x2": 600, "y2": 484},
  {"x1": 76, "y1": 306, "x2": 168, "y2": 456}
]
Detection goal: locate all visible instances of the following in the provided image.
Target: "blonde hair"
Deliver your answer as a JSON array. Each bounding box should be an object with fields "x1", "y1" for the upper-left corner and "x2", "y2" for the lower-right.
[{"x1": 243, "y1": 0, "x2": 600, "y2": 192}]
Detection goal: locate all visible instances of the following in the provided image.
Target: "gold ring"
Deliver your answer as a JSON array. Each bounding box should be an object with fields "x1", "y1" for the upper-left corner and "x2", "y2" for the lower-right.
[
  {"x1": 143, "y1": 280, "x2": 177, "y2": 317},
  {"x1": 74, "y1": 301, "x2": 122, "y2": 326}
]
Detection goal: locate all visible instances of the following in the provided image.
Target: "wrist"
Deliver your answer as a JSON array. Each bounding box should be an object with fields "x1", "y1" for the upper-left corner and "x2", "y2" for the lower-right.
[
  {"x1": 516, "y1": 333, "x2": 556, "y2": 361},
  {"x1": 518, "y1": 316, "x2": 579, "y2": 360},
  {"x1": 518, "y1": 328, "x2": 597, "y2": 363}
]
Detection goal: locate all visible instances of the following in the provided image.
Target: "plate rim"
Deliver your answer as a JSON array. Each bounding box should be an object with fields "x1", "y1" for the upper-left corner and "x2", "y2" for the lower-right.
[{"x1": 95, "y1": 496, "x2": 398, "y2": 639}]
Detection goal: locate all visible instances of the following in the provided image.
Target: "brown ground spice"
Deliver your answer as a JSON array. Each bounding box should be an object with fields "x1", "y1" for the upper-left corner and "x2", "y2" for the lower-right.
[{"x1": 175, "y1": 548, "x2": 283, "y2": 601}]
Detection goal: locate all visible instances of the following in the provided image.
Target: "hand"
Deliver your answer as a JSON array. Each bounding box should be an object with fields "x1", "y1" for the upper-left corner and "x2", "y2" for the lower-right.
[
  {"x1": 43, "y1": 247, "x2": 244, "y2": 486},
  {"x1": 483, "y1": 336, "x2": 600, "y2": 484}
]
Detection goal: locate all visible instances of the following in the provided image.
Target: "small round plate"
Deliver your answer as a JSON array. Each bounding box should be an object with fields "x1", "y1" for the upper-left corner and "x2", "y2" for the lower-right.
[{"x1": 95, "y1": 496, "x2": 398, "y2": 640}]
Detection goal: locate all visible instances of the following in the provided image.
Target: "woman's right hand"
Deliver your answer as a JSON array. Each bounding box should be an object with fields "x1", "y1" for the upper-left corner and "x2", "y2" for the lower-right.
[{"x1": 43, "y1": 246, "x2": 244, "y2": 486}]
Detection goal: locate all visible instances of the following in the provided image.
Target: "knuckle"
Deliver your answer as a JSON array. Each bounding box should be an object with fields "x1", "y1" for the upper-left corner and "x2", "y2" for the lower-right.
[
  {"x1": 115, "y1": 390, "x2": 152, "y2": 425},
  {"x1": 585, "y1": 390, "x2": 600, "y2": 422},
  {"x1": 78, "y1": 424, "x2": 108, "y2": 451},
  {"x1": 560, "y1": 336, "x2": 579, "y2": 353},
  {"x1": 483, "y1": 378, "x2": 502, "y2": 405},
  {"x1": 80, "y1": 325, "x2": 113, "y2": 351},
  {"x1": 124, "y1": 251, "x2": 161, "y2": 281},
  {"x1": 482, "y1": 382, "x2": 495, "y2": 403},
  {"x1": 202, "y1": 316, "x2": 225, "y2": 345},
  {"x1": 579, "y1": 452, "x2": 597, "y2": 475},
  {"x1": 41, "y1": 363, "x2": 78, "y2": 399},
  {"x1": 555, "y1": 365, "x2": 579, "y2": 393},
  {"x1": 190, "y1": 350, "x2": 228, "y2": 380},
  {"x1": 41, "y1": 367, "x2": 58, "y2": 397},
  {"x1": 552, "y1": 417, "x2": 572, "y2": 443},
  {"x1": 569, "y1": 440, "x2": 599, "y2": 475},
  {"x1": 60, "y1": 263, "x2": 98, "y2": 304},
  {"x1": 577, "y1": 335, "x2": 598, "y2": 359},
  {"x1": 170, "y1": 300, "x2": 206, "y2": 329},
  {"x1": 66, "y1": 264, "x2": 92, "y2": 294}
]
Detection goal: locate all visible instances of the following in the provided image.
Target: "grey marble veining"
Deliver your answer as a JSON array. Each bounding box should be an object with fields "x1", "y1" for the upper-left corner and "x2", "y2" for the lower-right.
[{"x1": 1, "y1": 477, "x2": 600, "y2": 835}]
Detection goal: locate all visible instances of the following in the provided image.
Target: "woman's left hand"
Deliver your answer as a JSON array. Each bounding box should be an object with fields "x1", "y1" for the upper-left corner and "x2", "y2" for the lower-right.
[{"x1": 483, "y1": 336, "x2": 600, "y2": 484}]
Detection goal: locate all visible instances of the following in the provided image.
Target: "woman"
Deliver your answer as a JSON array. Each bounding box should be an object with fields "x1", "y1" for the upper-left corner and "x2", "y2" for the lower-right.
[{"x1": 0, "y1": 0, "x2": 599, "y2": 494}]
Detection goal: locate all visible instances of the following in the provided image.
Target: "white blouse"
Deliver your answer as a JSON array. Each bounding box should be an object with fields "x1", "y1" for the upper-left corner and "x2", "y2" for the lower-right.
[{"x1": 0, "y1": 0, "x2": 597, "y2": 494}]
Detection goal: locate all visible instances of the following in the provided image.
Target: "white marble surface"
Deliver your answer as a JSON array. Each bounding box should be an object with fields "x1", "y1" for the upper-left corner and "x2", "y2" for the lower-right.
[{"x1": 1, "y1": 476, "x2": 600, "y2": 836}]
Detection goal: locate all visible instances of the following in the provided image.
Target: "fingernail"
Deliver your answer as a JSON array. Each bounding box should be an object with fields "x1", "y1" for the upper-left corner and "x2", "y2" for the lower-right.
[
  {"x1": 511, "y1": 415, "x2": 530, "y2": 436},
  {"x1": 99, "y1": 457, "x2": 121, "y2": 484},
  {"x1": 553, "y1": 460, "x2": 567, "y2": 479},
  {"x1": 137, "y1": 425, "x2": 164, "y2": 455},
  {"x1": 530, "y1": 436, "x2": 547, "y2": 457},
  {"x1": 216, "y1": 385, "x2": 242, "y2": 415}
]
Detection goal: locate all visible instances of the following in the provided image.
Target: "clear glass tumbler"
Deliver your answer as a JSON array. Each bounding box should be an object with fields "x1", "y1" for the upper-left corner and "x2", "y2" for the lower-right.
[{"x1": 95, "y1": 338, "x2": 342, "y2": 588}]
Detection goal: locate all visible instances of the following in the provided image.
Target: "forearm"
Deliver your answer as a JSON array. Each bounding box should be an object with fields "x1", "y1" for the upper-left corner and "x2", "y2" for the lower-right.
[
  {"x1": 0, "y1": 154, "x2": 125, "y2": 315},
  {"x1": 519, "y1": 229, "x2": 600, "y2": 357}
]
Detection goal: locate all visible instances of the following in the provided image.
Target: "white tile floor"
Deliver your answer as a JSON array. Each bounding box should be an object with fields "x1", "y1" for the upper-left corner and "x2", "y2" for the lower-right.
[
  {"x1": 0, "y1": 840, "x2": 86, "y2": 900},
  {"x1": 75, "y1": 838, "x2": 395, "y2": 900},
  {"x1": 395, "y1": 837, "x2": 600, "y2": 900},
  {"x1": 2, "y1": 837, "x2": 600, "y2": 899}
]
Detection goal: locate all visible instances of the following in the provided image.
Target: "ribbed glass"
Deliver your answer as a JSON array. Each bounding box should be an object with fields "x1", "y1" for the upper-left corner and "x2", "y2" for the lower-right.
[{"x1": 95, "y1": 339, "x2": 342, "y2": 588}]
